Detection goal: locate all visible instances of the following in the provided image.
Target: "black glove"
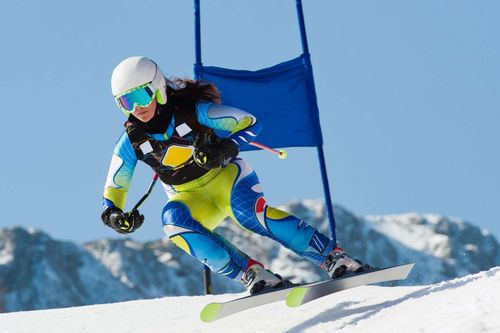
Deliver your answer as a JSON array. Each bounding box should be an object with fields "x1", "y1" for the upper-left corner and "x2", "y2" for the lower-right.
[
  {"x1": 101, "y1": 207, "x2": 144, "y2": 234},
  {"x1": 194, "y1": 138, "x2": 239, "y2": 170}
]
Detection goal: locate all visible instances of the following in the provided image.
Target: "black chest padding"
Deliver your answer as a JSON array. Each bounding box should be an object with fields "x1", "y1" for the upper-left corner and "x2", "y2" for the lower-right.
[{"x1": 126, "y1": 99, "x2": 218, "y2": 185}]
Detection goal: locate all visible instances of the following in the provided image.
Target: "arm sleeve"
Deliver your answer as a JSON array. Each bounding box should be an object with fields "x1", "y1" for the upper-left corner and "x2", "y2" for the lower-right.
[
  {"x1": 196, "y1": 102, "x2": 263, "y2": 148},
  {"x1": 102, "y1": 132, "x2": 138, "y2": 211}
]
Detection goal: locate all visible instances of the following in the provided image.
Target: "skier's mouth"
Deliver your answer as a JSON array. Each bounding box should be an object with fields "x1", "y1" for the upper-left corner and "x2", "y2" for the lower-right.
[{"x1": 134, "y1": 109, "x2": 148, "y2": 116}]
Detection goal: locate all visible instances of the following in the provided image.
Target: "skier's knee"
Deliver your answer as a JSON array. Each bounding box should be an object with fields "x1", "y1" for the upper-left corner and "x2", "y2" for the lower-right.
[{"x1": 161, "y1": 201, "x2": 192, "y2": 237}]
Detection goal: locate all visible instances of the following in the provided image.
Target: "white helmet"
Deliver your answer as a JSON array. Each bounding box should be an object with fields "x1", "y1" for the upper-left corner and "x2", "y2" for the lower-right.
[{"x1": 111, "y1": 56, "x2": 167, "y2": 105}]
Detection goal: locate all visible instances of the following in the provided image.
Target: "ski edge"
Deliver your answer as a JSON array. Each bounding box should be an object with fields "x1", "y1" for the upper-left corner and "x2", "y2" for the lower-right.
[
  {"x1": 199, "y1": 285, "x2": 295, "y2": 323},
  {"x1": 286, "y1": 263, "x2": 415, "y2": 308}
]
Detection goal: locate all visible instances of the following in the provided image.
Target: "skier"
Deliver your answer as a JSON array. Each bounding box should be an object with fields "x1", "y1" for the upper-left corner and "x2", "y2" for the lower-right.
[{"x1": 101, "y1": 56, "x2": 365, "y2": 295}]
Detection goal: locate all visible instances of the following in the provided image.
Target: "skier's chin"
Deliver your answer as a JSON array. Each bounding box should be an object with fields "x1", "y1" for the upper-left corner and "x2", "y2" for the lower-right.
[
  {"x1": 134, "y1": 110, "x2": 155, "y2": 123},
  {"x1": 132, "y1": 100, "x2": 157, "y2": 123}
]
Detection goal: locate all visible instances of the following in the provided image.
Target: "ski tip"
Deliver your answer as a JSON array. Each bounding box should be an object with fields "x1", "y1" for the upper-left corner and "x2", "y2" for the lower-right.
[
  {"x1": 200, "y1": 303, "x2": 221, "y2": 323},
  {"x1": 286, "y1": 287, "x2": 307, "y2": 308},
  {"x1": 402, "y1": 263, "x2": 416, "y2": 278}
]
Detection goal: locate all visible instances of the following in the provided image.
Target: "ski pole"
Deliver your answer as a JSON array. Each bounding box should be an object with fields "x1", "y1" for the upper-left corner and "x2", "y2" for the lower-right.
[
  {"x1": 249, "y1": 141, "x2": 288, "y2": 159},
  {"x1": 132, "y1": 173, "x2": 159, "y2": 211}
]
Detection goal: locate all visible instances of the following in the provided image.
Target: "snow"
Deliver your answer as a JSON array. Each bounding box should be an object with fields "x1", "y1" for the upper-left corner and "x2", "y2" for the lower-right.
[
  {"x1": 0, "y1": 244, "x2": 14, "y2": 265},
  {"x1": 1, "y1": 267, "x2": 499, "y2": 333},
  {"x1": 366, "y1": 213, "x2": 451, "y2": 256}
]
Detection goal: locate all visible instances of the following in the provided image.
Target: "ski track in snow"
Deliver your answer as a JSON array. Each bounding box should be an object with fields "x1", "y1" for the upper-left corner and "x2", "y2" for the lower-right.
[{"x1": 1, "y1": 267, "x2": 499, "y2": 333}]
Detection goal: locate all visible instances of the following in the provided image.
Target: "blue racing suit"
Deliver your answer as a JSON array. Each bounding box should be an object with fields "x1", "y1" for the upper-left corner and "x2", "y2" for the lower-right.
[{"x1": 103, "y1": 102, "x2": 334, "y2": 281}]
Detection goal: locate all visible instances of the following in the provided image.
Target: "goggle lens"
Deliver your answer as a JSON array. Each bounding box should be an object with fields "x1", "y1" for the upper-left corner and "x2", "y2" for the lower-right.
[{"x1": 116, "y1": 85, "x2": 155, "y2": 113}]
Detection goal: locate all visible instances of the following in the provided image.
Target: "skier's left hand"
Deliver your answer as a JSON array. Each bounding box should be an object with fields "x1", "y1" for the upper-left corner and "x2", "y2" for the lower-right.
[
  {"x1": 194, "y1": 138, "x2": 239, "y2": 170},
  {"x1": 101, "y1": 207, "x2": 144, "y2": 234}
]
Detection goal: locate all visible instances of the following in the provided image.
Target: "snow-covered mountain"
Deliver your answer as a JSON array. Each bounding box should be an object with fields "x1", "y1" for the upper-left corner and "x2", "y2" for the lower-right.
[
  {"x1": 279, "y1": 201, "x2": 500, "y2": 285},
  {"x1": 0, "y1": 201, "x2": 498, "y2": 313}
]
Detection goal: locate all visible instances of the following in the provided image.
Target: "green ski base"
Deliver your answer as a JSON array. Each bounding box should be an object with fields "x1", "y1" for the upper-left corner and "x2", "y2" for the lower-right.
[
  {"x1": 286, "y1": 287, "x2": 308, "y2": 308},
  {"x1": 200, "y1": 303, "x2": 222, "y2": 323}
]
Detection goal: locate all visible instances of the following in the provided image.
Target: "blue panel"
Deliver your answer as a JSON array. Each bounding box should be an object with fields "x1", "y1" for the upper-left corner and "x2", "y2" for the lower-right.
[{"x1": 196, "y1": 54, "x2": 323, "y2": 151}]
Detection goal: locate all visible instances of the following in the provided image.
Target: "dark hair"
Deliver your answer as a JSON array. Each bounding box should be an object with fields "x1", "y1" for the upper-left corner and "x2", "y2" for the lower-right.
[{"x1": 168, "y1": 78, "x2": 221, "y2": 104}]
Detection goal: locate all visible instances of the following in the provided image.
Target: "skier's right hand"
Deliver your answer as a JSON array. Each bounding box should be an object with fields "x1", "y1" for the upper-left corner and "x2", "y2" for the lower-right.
[
  {"x1": 101, "y1": 207, "x2": 144, "y2": 234},
  {"x1": 194, "y1": 138, "x2": 239, "y2": 170}
]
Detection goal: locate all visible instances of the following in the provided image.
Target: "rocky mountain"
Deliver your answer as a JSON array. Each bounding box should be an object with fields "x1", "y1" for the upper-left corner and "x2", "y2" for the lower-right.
[
  {"x1": 274, "y1": 200, "x2": 500, "y2": 285},
  {"x1": 0, "y1": 201, "x2": 498, "y2": 313}
]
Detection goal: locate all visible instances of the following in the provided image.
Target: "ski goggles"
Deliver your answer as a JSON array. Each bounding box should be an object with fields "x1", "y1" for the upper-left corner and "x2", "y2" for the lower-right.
[{"x1": 115, "y1": 83, "x2": 156, "y2": 113}]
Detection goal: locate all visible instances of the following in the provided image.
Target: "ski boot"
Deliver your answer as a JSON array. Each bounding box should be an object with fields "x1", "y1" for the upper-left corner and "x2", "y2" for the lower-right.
[
  {"x1": 241, "y1": 260, "x2": 289, "y2": 295},
  {"x1": 321, "y1": 246, "x2": 365, "y2": 278}
]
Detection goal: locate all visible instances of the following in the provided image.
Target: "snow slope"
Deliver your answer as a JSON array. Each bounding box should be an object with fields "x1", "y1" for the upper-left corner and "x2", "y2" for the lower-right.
[{"x1": 1, "y1": 267, "x2": 498, "y2": 333}]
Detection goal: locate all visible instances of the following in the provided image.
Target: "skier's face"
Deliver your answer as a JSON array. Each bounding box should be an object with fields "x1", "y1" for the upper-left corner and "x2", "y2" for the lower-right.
[{"x1": 132, "y1": 98, "x2": 157, "y2": 123}]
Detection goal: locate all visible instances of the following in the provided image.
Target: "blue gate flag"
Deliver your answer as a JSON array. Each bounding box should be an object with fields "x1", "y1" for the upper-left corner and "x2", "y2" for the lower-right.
[{"x1": 195, "y1": 54, "x2": 323, "y2": 151}]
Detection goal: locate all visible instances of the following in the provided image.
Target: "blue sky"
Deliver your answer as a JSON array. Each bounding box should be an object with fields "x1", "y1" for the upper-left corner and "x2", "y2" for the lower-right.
[{"x1": 0, "y1": 0, "x2": 498, "y2": 243}]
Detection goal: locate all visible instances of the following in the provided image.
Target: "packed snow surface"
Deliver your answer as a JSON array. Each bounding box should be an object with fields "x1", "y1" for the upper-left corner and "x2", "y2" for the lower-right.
[{"x1": 1, "y1": 267, "x2": 498, "y2": 333}]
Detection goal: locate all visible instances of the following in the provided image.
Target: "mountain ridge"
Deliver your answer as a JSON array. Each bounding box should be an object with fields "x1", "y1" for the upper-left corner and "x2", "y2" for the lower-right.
[{"x1": 0, "y1": 201, "x2": 498, "y2": 313}]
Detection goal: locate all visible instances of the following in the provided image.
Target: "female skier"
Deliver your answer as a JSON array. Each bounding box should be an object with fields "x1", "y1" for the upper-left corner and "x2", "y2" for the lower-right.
[{"x1": 101, "y1": 56, "x2": 364, "y2": 294}]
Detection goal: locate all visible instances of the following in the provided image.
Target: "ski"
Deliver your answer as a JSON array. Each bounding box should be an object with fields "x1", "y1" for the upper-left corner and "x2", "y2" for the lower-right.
[
  {"x1": 200, "y1": 263, "x2": 414, "y2": 322},
  {"x1": 200, "y1": 284, "x2": 297, "y2": 323},
  {"x1": 286, "y1": 263, "x2": 415, "y2": 308}
]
